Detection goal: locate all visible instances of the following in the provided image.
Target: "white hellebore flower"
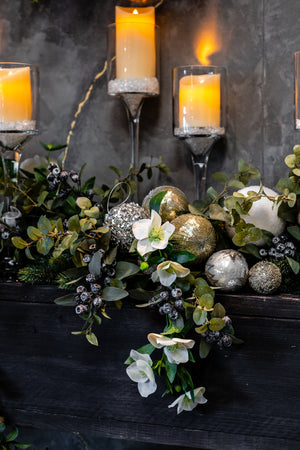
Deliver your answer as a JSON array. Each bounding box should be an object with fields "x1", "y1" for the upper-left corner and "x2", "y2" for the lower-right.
[
  {"x1": 148, "y1": 333, "x2": 195, "y2": 365},
  {"x1": 132, "y1": 209, "x2": 175, "y2": 257},
  {"x1": 151, "y1": 260, "x2": 190, "y2": 287},
  {"x1": 126, "y1": 350, "x2": 157, "y2": 398},
  {"x1": 168, "y1": 387, "x2": 207, "y2": 414}
]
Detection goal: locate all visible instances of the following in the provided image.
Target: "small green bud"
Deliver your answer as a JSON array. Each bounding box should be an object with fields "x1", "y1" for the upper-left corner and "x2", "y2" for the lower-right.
[{"x1": 140, "y1": 262, "x2": 149, "y2": 271}]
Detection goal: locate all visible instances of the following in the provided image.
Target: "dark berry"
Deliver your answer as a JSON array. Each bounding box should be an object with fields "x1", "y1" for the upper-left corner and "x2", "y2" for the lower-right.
[
  {"x1": 86, "y1": 273, "x2": 96, "y2": 283},
  {"x1": 47, "y1": 173, "x2": 55, "y2": 182},
  {"x1": 85, "y1": 189, "x2": 94, "y2": 199},
  {"x1": 222, "y1": 316, "x2": 232, "y2": 326},
  {"x1": 106, "y1": 267, "x2": 116, "y2": 277},
  {"x1": 268, "y1": 248, "x2": 277, "y2": 257},
  {"x1": 168, "y1": 309, "x2": 179, "y2": 320},
  {"x1": 159, "y1": 306, "x2": 165, "y2": 315},
  {"x1": 162, "y1": 303, "x2": 172, "y2": 314},
  {"x1": 83, "y1": 254, "x2": 91, "y2": 264},
  {"x1": 52, "y1": 167, "x2": 61, "y2": 177},
  {"x1": 276, "y1": 243, "x2": 285, "y2": 252},
  {"x1": 272, "y1": 236, "x2": 280, "y2": 245},
  {"x1": 284, "y1": 248, "x2": 295, "y2": 257},
  {"x1": 279, "y1": 235, "x2": 288, "y2": 243},
  {"x1": 48, "y1": 163, "x2": 58, "y2": 171},
  {"x1": 104, "y1": 277, "x2": 111, "y2": 285},
  {"x1": 1, "y1": 231, "x2": 10, "y2": 240},
  {"x1": 93, "y1": 296, "x2": 103, "y2": 308},
  {"x1": 274, "y1": 252, "x2": 284, "y2": 260},
  {"x1": 259, "y1": 248, "x2": 268, "y2": 257},
  {"x1": 222, "y1": 335, "x2": 233, "y2": 348},
  {"x1": 174, "y1": 299, "x2": 184, "y2": 311},
  {"x1": 171, "y1": 288, "x2": 182, "y2": 299},
  {"x1": 59, "y1": 170, "x2": 69, "y2": 181},
  {"x1": 80, "y1": 291, "x2": 91, "y2": 302},
  {"x1": 75, "y1": 304, "x2": 89, "y2": 314},
  {"x1": 76, "y1": 285, "x2": 86, "y2": 294},
  {"x1": 286, "y1": 241, "x2": 296, "y2": 250},
  {"x1": 90, "y1": 283, "x2": 101, "y2": 294},
  {"x1": 160, "y1": 291, "x2": 169, "y2": 300},
  {"x1": 70, "y1": 170, "x2": 79, "y2": 182}
]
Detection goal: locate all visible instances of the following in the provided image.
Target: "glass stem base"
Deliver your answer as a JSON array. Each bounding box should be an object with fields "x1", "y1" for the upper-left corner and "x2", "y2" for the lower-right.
[{"x1": 185, "y1": 136, "x2": 222, "y2": 201}]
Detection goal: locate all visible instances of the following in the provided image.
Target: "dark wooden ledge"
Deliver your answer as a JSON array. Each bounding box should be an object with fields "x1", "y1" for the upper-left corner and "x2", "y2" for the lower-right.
[{"x1": 0, "y1": 283, "x2": 299, "y2": 450}]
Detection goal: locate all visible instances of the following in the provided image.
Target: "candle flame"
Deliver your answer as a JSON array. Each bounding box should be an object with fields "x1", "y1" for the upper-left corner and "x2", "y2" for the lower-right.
[
  {"x1": 194, "y1": 10, "x2": 221, "y2": 65},
  {"x1": 133, "y1": 9, "x2": 139, "y2": 15}
]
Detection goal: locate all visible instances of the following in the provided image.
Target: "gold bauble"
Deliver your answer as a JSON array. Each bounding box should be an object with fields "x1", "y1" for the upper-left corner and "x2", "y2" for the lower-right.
[
  {"x1": 142, "y1": 186, "x2": 189, "y2": 222},
  {"x1": 171, "y1": 214, "x2": 216, "y2": 264}
]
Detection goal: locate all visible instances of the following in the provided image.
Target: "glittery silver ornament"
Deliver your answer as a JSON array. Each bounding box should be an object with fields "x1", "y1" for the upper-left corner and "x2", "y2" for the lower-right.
[
  {"x1": 205, "y1": 249, "x2": 249, "y2": 292},
  {"x1": 104, "y1": 202, "x2": 149, "y2": 251},
  {"x1": 248, "y1": 261, "x2": 281, "y2": 295}
]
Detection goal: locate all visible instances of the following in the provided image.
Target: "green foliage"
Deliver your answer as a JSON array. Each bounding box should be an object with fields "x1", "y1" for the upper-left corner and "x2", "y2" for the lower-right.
[{"x1": 0, "y1": 422, "x2": 31, "y2": 449}]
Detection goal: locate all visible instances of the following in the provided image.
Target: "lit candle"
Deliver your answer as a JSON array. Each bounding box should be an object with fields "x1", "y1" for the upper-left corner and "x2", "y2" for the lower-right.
[
  {"x1": 115, "y1": 6, "x2": 156, "y2": 79},
  {"x1": 0, "y1": 67, "x2": 32, "y2": 122},
  {"x1": 179, "y1": 73, "x2": 220, "y2": 130}
]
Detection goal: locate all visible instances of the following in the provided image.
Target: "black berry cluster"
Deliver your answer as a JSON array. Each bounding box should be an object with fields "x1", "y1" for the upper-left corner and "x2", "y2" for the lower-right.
[
  {"x1": 259, "y1": 234, "x2": 296, "y2": 260},
  {"x1": 47, "y1": 163, "x2": 79, "y2": 198},
  {"x1": 74, "y1": 253, "x2": 116, "y2": 316},
  {"x1": 148, "y1": 287, "x2": 184, "y2": 321},
  {"x1": 200, "y1": 316, "x2": 233, "y2": 349}
]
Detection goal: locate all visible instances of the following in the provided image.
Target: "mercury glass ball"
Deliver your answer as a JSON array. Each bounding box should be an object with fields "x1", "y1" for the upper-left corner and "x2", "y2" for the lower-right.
[
  {"x1": 248, "y1": 261, "x2": 282, "y2": 295},
  {"x1": 104, "y1": 202, "x2": 149, "y2": 251},
  {"x1": 205, "y1": 249, "x2": 249, "y2": 292},
  {"x1": 171, "y1": 214, "x2": 216, "y2": 264},
  {"x1": 142, "y1": 185, "x2": 189, "y2": 222}
]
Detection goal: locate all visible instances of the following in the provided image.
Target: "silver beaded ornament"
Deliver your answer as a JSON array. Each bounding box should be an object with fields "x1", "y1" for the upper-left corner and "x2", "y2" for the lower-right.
[
  {"x1": 205, "y1": 249, "x2": 249, "y2": 292},
  {"x1": 104, "y1": 202, "x2": 149, "y2": 251},
  {"x1": 248, "y1": 261, "x2": 281, "y2": 295}
]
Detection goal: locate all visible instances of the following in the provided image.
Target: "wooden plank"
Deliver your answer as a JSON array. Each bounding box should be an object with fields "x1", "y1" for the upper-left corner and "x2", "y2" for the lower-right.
[{"x1": 0, "y1": 284, "x2": 299, "y2": 449}]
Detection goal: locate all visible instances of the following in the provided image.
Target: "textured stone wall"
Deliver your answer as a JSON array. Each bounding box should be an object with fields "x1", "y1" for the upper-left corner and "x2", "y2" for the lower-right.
[{"x1": 1, "y1": 0, "x2": 300, "y2": 201}]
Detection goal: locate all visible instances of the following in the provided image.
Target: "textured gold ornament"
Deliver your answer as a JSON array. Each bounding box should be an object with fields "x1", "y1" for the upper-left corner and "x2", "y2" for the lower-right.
[
  {"x1": 171, "y1": 214, "x2": 216, "y2": 264},
  {"x1": 142, "y1": 185, "x2": 189, "y2": 222}
]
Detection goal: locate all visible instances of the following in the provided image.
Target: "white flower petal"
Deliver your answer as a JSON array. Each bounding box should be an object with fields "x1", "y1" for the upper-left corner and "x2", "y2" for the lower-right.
[
  {"x1": 161, "y1": 221, "x2": 175, "y2": 236},
  {"x1": 137, "y1": 238, "x2": 155, "y2": 256},
  {"x1": 158, "y1": 270, "x2": 176, "y2": 286},
  {"x1": 150, "y1": 210, "x2": 162, "y2": 229},
  {"x1": 164, "y1": 345, "x2": 189, "y2": 364},
  {"x1": 132, "y1": 219, "x2": 151, "y2": 240},
  {"x1": 138, "y1": 379, "x2": 157, "y2": 397},
  {"x1": 194, "y1": 387, "x2": 208, "y2": 405},
  {"x1": 129, "y1": 349, "x2": 152, "y2": 365},
  {"x1": 126, "y1": 362, "x2": 145, "y2": 383},
  {"x1": 147, "y1": 332, "x2": 165, "y2": 348},
  {"x1": 173, "y1": 338, "x2": 195, "y2": 349},
  {"x1": 151, "y1": 237, "x2": 170, "y2": 250}
]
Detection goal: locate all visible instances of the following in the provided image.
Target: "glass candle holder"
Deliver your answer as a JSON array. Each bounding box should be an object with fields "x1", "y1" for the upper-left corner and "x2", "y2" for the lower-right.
[
  {"x1": 173, "y1": 65, "x2": 225, "y2": 137},
  {"x1": 295, "y1": 51, "x2": 300, "y2": 129}
]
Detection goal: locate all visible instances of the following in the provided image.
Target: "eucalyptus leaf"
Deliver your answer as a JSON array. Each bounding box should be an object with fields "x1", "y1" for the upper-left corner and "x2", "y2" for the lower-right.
[
  {"x1": 68, "y1": 215, "x2": 81, "y2": 232},
  {"x1": 199, "y1": 339, "x2": 211, "y2": 359},
  {"x1": 88, "y1": 250, "x2": 103, "y2": 276},
  {"x1": 115, "y1": 261, "x2": 140, "y2": 280},
  {"x1": 86, "y1": 332, "x2": 98, "y2": 346},
  {"x1": 286, "y1": 256, "x2": 300, "y2": 274},
  {"x1": 54, "y1": 294, "x2": 76, "y2": 306},
  {"x1": 193, "y1": 307, "x2": 207, "y2": 325},
  {"x1": 11, "y1": 237, "x2": 28, "y2": 249},
  {"x1": 38, "y1": 215, "x2": 52, "y2": 234},
  {"x1": 76, "y1": 197, "x2": 92, "y2": 210},
  {"x1": 209, "y1": 317, "x2": 226, "y2": 331},
  {"x1": 102, "y1": 286, "x2": 129, "y2": 301},
  {"x1": 27, "y1": 226, "x2": 43, "y2": 240}
]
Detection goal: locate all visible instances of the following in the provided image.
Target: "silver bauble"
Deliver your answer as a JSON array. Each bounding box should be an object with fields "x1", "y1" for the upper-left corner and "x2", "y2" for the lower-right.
[
  {"x1": 248, "y1": 261, "x2": 282, "y2": 295},
  {"x1": 142, "y1": 185, "x2": 189, "y2": 222},
  {"x1": 171, "y1": 214, "x2": 216, "y2": 264},
  {"x1": 104, "y1": 202, "x2": 149, "y2": 251},
  {"x1": 205, "y1": 249, "x2": 249, "y2": 292}
]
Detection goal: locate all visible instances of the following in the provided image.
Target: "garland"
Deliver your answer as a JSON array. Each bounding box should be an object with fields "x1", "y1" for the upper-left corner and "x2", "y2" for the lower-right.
[{"x1": 1, "y1": 143, "x2": 300, "y2": 414}]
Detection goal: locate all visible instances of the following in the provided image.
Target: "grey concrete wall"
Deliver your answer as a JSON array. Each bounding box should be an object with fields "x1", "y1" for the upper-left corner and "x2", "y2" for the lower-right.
[{"x1": 1, "y1": 0, "x2": 300, "y2": 201}]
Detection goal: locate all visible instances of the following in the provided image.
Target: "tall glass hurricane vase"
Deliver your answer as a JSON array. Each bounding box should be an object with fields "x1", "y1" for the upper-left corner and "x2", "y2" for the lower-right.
[
  {"x1": 107, "y1": 20, "x2": 159, "y2": 201},
  {"x1": 173, "y1": 65, "x2": 226, "y2": 200},
  {"x1": 0, "y1": 63, "x2": 39, "y2": 272}
]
